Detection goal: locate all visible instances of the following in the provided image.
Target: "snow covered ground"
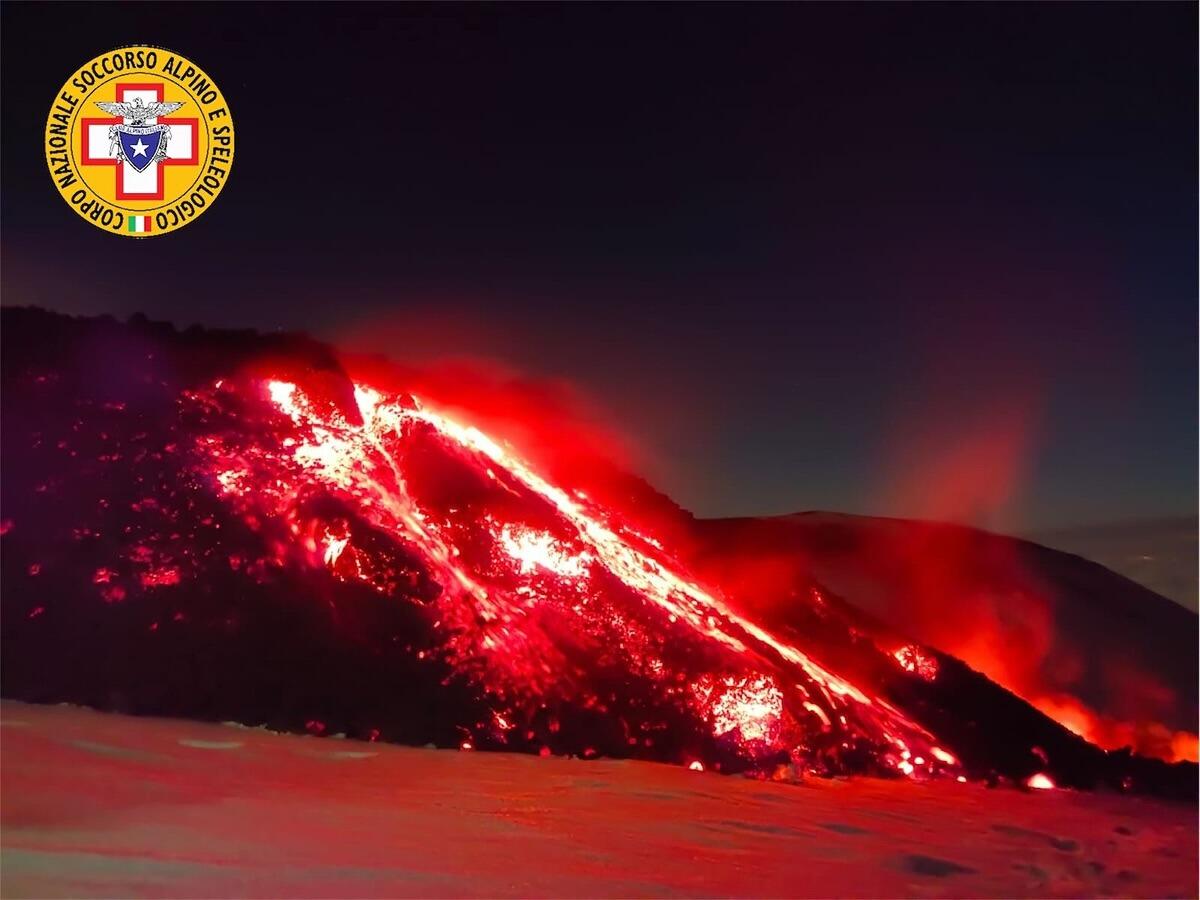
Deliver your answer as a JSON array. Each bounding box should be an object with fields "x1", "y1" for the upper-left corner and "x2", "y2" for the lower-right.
[{"x1": 2, "y1": 701, "x2": 1195, "y2": 898}]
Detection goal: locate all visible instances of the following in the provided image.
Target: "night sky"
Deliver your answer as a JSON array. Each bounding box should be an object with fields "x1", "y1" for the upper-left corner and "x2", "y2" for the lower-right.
[{"x1": 2, "y1": 3, "x2": 1196, "y2": 532}]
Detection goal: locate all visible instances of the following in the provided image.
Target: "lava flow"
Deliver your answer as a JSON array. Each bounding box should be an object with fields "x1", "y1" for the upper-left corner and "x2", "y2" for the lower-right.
[
  {"x1": 3, "y1": 309, "x2": 1196, "y2": 798},
  {"x1": 187, "y1": 374, "x2": 956, "y2": 778}
]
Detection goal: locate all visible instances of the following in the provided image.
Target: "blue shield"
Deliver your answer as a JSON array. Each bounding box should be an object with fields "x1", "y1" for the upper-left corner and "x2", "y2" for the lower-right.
[{"x1": 119, "y1": 129, "x2": 163, "y2": 173}]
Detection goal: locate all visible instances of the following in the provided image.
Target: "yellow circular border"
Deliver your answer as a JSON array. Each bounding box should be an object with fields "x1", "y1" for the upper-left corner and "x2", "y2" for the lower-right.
[{"x1": 45, "y1": 45, "x2": 235, "y2": 238}]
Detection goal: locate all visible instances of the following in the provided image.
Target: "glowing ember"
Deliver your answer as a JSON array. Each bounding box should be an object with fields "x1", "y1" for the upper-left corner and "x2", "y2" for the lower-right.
[
  {"x1": 322, "y1": 528, "x2": 350, "y2": 566},
  {"x1": 139, "y1": 566, "x2": 181, "y2": 588},
  {"x1": 930, "y1": 746, "x2": 957, "y2": 766},
  {"x1": 497, "y1": 523, "x2": 591, "y2": 579},
  {"x1": 693, "y1": 675, "x2": 784, "y2": 745},
  {"x1": 1027, "y1": 773, "x2": 1055, "y2": 790},
  {"x1": 893, "y1": 645, "x2": 938, "y2": 681}
]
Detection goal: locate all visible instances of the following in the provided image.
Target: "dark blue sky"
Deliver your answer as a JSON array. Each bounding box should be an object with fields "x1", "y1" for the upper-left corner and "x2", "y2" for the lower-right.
[{"x1": 3, "y1": 3, "x2": 1195, "y2": 530}]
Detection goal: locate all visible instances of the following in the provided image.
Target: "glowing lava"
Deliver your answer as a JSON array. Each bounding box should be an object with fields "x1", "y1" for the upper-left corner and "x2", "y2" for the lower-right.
[
  {"x1": 893, "y1": 645, "x2": 939, "y2": 681},
  {"x1": 183, "y1": 375, "x2": 955, "y2": 776},
  {"x1": 497, "y1": 523, "x2": 592, "y2": 579},
  {"x1": 693, "y1": 675, "x2": 784, "y2": 745},
  {"x1": 1027, "y1": 773, "x2": 1056, "y2": 791}
]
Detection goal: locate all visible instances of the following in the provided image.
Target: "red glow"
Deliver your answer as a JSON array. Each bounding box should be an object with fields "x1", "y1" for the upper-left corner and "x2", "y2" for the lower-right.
[
  {"x1": 762, "y1": 507, "x2": 1194, "y2": 764},
  {"x1": 179, "y1": 374, "x2": 955, "y2": 776},
  {"x1": 692, "y1": 675, "x2": 783, "y2": 745},
  {"x1": 892, "y1": 645, "x2": 938, "y2": 681},
  {"x1": 1031, "y1": 693, "x2": 1199, "y2": 764},
  {"x1": 498, "y1": 523, "x2": 592, "y2": 579},
  {"x1": 1027, "y1": 773, "x2": 1055, "y2": 790},
  {"x1": 100, "y1": 585, "x2": 126, "y2": 604},
  {"x1": 930, "y1": 746, "x2": 957, "y2": 766},
  {"x1": 322, "y1": 527, "x2": 350, "y2": 566},
  {"x1": 139, "y1": 567, "x2": 181, "y2": 588}
]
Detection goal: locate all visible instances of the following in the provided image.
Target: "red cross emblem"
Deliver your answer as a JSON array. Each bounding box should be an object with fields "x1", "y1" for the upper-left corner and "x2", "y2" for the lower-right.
[{"x1": 80, "y1": 82, "x2": 199, "y2": 201}]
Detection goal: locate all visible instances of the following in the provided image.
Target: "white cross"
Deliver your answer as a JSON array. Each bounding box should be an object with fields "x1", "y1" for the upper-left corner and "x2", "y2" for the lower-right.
[{"x1": 81, "y1": 83, "x2": 198, "y2": 201}]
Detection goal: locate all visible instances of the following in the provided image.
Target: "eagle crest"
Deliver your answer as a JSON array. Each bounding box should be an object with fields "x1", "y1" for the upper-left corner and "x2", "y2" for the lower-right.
[{"x1": 95, "y1": 97, "x2": 185, "y2": 126}]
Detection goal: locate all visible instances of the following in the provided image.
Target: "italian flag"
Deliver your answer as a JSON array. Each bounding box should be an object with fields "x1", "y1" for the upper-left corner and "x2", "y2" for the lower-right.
[{"x1": 127, "y1": 215, "x2": 152, "y2": 234}]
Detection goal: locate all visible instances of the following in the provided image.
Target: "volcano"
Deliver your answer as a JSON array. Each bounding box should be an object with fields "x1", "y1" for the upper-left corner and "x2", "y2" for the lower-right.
[{"x1": 1, "y1": 307, "x2": 1195, "y2": 799}]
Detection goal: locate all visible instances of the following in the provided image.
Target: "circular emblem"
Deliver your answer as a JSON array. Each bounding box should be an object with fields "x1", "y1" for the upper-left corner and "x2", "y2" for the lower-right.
[{"x1": 45, "y1": 46, "x2": 234, "y2": 237}]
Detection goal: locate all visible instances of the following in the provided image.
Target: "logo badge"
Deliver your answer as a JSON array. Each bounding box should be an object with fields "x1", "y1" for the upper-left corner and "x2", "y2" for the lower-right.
[{"x1": 45, "y1": 46, "x2": 234, "y2": 237}]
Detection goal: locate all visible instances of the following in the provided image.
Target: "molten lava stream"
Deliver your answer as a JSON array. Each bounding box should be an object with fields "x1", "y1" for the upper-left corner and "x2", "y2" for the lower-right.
[{"x1": 190, "y1": 376, "x2": 958, "y2": 777}]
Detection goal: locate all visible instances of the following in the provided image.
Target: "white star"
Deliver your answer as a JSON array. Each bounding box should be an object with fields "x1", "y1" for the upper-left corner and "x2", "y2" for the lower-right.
[{"x1": 130, "y1": 139, "x2": 150, "y2": 157}]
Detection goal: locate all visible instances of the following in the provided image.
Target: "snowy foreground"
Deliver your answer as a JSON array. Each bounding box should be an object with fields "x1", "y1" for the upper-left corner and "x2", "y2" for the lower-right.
[{"x1": 2, "y1": 701, "x2": 1195, "y2": 899}]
